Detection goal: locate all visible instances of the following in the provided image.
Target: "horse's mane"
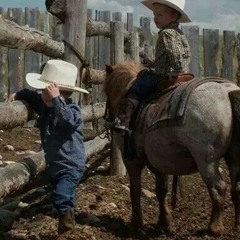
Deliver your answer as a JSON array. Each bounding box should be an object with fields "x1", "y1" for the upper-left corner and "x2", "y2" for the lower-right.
[{"x1": 103, "y1": 61, "x2": 144, "y2": 110}]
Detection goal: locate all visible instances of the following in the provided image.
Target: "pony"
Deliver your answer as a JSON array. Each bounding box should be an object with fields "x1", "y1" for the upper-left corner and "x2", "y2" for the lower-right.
[{"x1": 103, "y1": 61, "x2": 240, "y2": 236}]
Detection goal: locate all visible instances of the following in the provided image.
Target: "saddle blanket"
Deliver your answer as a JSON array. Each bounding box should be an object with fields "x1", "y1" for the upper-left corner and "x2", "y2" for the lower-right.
[{"x1": 135, "y1": 77, "x2": 231, "y2": 131}]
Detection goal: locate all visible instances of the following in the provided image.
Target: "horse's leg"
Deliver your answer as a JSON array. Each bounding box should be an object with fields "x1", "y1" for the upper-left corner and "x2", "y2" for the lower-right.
[
  {"x1": 155, "y1": 173, "x2": 175, "y2": 233},
  {"x1": 124, "y1": 159, "x2": 145, "y2": 230},
  {"x1": 226, "y1": 159, "x2": 240, "y2": 228},
  {"x1": 225, "y1": 147, "x2": 240, "y2": 229},
  {"x1": 198, "y1": 161, "x2": 227, "y2": 236}
]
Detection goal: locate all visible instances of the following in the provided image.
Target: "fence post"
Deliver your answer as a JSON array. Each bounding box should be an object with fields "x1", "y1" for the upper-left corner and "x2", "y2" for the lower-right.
[
  {"x1": 221, "y1": 31, "x2": 235, "y2": 80},
  {"x1": 140, "y1": 16, "x2": 153, "y2": 59},
  {"x1": 182, "y1": 25, "x2": 200, "y2": 78},
  {"x1": 0, "y1": 7, "x2": 7, "y2": 101},
  {"x1": 203, "y1": 29, "x2": 219, "y2": 77},
  {"x1": 7, "y1": 8, "x2": 24, "y2": 94},
  {"x1": 129, "y1": 29, "x2": 140, "y2": 62},
  {"x1": 63, "y1": 0, "x2": 88, "y2": 104},
  {"x1": 42, "y1": 11, "x2": 51, "y2": 64},
  {"x1": 110, "y1": 21, "x2": 126, "y2": 176},
  {"x1": 126, "y1": 13, "x2": 140, "y2": 61},
  {"x1": 98, "y1": 11, "x2": 110, "y2": 103},
  {"x1": 112, "y1": 12, "x2": 122, "y2": 22},
  {"x1": 25, "y1": 8, "x2": 41, "y2": 77},
  {"x1": 237, "y1": 33, "x2": 240, "y2": 86}
]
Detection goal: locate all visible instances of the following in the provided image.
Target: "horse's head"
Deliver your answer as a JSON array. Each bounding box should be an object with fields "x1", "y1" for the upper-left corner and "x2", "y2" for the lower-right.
[{"x1": 103, "y1": 61, "x2": 143, "y2": 115}]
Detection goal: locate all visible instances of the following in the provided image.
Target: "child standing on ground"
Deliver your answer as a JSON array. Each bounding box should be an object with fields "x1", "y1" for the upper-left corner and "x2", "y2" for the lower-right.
[
  {"x1": 114, "y1": 0, "x2": 191, "y2": 134},
  {"x1": 9, "y1": 59, "x2": 89, "y2": 238}
]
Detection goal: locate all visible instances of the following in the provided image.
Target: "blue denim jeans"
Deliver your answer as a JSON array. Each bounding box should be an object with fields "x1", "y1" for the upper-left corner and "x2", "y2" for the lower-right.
[
  {"x1": 128, "y1": 70, "x2": 160, "y2": 101},
  {"x1": 52, "y1": 170, "x2": 84, "y2": 215}
]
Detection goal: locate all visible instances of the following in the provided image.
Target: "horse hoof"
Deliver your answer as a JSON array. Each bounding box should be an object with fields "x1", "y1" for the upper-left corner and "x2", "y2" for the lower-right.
[
  {"x1": 128, "y1": 224, "x2": 148, "y2": 239},
  {"x1": 209, "y1": 225, "x2": 224, "y2": 236},
  {"x1": 155, "y1": 224, "x2": 176, "y2": 236}
]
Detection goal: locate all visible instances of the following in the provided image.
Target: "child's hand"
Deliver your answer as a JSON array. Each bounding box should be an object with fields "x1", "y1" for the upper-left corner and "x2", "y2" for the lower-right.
[
  {"x1": 42, "y1": 83, "x2": 60, "y2": 107},
  {"x1": 46, "y1": 83, "x2": 60, "y2": 99},
  {"x1": 8, "y1": 93, "x2": 16, "y2": 102}
]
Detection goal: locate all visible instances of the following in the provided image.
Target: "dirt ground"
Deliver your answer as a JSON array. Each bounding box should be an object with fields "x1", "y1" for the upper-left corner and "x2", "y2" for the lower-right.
[{"x1": 0, "y1": 127, "x2": 240, "y2": 240}]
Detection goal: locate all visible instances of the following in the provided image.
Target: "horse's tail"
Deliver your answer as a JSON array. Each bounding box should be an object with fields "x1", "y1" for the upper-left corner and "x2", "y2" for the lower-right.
[
  {"x1": 228, "y1": 90, "x2": 240, "y2": 141},
  {"x1": 227, "y1": 90, "x2": 240, "y2": 226},
  {"x1": 226, "y1": 91, "x2": 240, "y2": 159}
]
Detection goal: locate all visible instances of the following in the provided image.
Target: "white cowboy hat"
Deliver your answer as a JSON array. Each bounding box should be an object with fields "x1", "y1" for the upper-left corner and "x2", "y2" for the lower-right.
[
  {"x1": 141, "y1": 0, "x2": 191, "y2": 23},
  {"x1": 26, "y1": 59, "x2": 89, "y2": 94}
]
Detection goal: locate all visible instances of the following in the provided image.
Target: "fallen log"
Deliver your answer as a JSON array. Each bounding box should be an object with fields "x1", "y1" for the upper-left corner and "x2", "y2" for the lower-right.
[
  {"x1": 0, "y1": 134, "x2": 109, "y2": 199},
  {"x1": 0, "y1": 101, "x2": 106, "y2": 130},
  {"x1": 81, "y1": 102, "x2": 106, "y2": 122},
  {"x1": 85, "y1": 68, "x2": 106, "y2": 85},
  {"x1": 0, "y1": 101, "x2": 33, "y2": 130}
]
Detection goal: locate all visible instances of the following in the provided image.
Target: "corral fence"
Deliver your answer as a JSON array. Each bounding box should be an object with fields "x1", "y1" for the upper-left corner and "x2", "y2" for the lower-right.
[
  {"x1": 0, "y1": 0, "x2": 240, "y2": 198},
  {"x1": 1, "y1": 7, "x2": 240, "y2": 102}
]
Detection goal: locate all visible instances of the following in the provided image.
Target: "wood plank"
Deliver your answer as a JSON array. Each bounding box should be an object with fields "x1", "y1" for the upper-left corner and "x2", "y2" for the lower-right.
[
  {"x1": 221, "y1": 31, "x2": 235, "y2": 80},
  {"x1": 0, "y1": 101, "x2": 106, "y2": 130},
  {"x1": 203, "y1": 29, "x2": 219, "y2": 77},
  {"x1": 0, "y1": 15, "x2": 63, "y2": 58},
  {"x1": 0, "y1": 135, "x2": 109, "y2": 199},
  {"x1": 237, "y1": 33, "x2": 240, "y2": 85},
  {"x1": 182, "y1": 25, "x2": 200, "y2": 77},
  {"x1": 109, "y1": 21, "x2": 126, "y2": 176},
  {"x1": 0, "y1": 8, "x2": 7, "y2": 101},
  {"x1": 140, "y1": 16, "x2": 153, "y2": 59},
  {"x1": 63, "y1": 0, "x2": 88, "y2": 104},
  {"x1": 24, "y1": 8, "x2": 41, "y2": 76},
  {"x1": 98, "y1": 11, "x2": 111, "y2": 103},
  {"x1": 7, "y1": 8, "x2": 24, "y2": 93}
]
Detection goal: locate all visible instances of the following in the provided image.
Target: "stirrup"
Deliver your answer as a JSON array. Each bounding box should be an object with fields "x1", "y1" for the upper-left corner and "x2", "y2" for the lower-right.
[{"x1": 113, "y1": 125, "x2": 132, "y2": 136}]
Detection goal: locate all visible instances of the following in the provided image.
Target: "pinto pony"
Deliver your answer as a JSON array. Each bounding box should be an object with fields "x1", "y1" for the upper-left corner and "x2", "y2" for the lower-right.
[{"x1": 103, "y1": 61, "x2": 240, "y2": 236}]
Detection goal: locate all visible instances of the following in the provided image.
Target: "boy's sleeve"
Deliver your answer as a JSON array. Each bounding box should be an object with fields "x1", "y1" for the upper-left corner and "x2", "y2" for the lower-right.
[
  {"x1": 15, "y1": 89, "x2": 44, "y2": 115},
  {"x1": 52, "y1": 96, "x2": 82, "y2": 129},
  {"x1": 162, "y1": 30, "x2": 188, "y2": 73}
]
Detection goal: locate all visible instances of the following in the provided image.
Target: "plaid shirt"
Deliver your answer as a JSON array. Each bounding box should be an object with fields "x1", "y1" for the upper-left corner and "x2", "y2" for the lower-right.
[{"x1": 152, "y1": 22, "x2": 191, "y2": 77}]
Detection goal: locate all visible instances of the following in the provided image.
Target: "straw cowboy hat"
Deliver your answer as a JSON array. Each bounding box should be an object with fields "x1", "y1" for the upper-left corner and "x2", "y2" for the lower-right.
[
  {"x1": 141, "y1": 0, "x2": 191, "y2": 23},
  {"x1": 26, "y1": 59, "x2": 89, "y2": 94}
]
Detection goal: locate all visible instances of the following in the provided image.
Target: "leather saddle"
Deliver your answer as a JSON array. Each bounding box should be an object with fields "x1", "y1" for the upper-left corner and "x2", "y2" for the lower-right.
[{"x1": 157, "y1": 73, "x2": 195, "y2": 91}]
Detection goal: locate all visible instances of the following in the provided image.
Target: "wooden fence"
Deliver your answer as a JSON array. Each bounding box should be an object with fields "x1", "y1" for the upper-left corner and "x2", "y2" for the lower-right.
[
  {"x1": 0, "y1": 7, "x2": 153, "y2": 102},
  {"x1": 0, "y1": 1, "x2": 240, "y2": 197},
  {"x1": 0, "y1": 7, "x2": 240, "y2": 103},
  {"x1": 0, "y1": 0, "x2": 240, "y2": 184}
]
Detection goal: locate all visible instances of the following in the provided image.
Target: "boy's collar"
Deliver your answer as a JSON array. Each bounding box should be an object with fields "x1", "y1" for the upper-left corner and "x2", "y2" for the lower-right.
[{"x1": 158, "y1": 21, "x2": 179, "y2": 33}]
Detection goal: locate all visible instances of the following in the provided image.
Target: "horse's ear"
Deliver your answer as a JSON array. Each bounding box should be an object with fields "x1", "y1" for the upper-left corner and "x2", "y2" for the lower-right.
[{"x1": 105, "y1": 64, "x2": 113, "y2": 75}]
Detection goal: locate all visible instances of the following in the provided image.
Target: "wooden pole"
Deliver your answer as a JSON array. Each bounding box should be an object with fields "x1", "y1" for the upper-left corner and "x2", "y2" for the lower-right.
[
  {"x1": 129, "y1": 29, "x2": 140, "y2": 61},
  {"x1": 7, "y1": 8, "x2": 24, "y2": 94},
  {"x1": 182, "y1": 25, "x2": 200, "y2": 78},
  {"x1": 237, "y1": 33, "x2": 240, "y2": 86},
  {"x1": 140, "y1": 17, "x2": 153, "y2": 59},
  {"x1": 110, "y1": 21, "x2": 126, "y2": 176},
  {"x1": 63, "y1": 0, "x2": 88, "y2": 104},
  {"x1": 203, "y1": 29, "x2": 219, "y2": 77},
  {"x1": 0, "y1": 15, "x2": 134, "y2": 58},
  {"x1": 221, "y1": 30, "x2": 235, "y2": 80},
  {"x1": 24, "y1": 8, "x2": 41, "y2": 75},
  {"x1": 0, "y1": 8, "x2": 7, "y2": 101},
  {"x1": 0, "y1": 102, "x2": 106, "y2": 130},
  {"x1": 0, "y1": 15, "x2": 64, "y2": 58},
  {"x1": 0, "y1": 135, "x2": 109, "y2": 199}
]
